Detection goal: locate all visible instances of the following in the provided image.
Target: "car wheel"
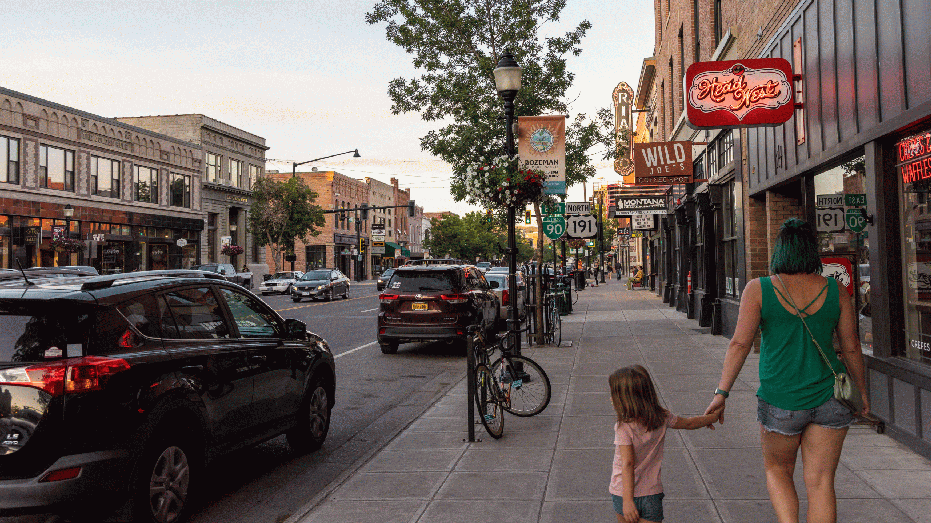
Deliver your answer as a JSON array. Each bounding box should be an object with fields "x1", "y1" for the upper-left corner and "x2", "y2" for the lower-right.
[
  {"x1": 287, "y1": 379, "x2": 332, "y2": 454},
  {"x1": 380, "y1": 341, "x2": 399, "y2": 354},
  {"x1": 285, "y1": 284, "x2": 292, "y2": 295},
  {"x1": 343, "y1": 286, "x2": 350, "y2": 299},
  {"x1": 292, "y1": 297, "x2": 301, "y2": 303},
  {"x1": 132, "y1": 430, "x2": 199, "y2": 523}
]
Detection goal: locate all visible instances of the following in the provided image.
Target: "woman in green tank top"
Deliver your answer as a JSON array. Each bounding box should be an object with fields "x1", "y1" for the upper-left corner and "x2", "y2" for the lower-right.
[{"x1": 704, "y1": 218, "x2": 869, "y2": 523}]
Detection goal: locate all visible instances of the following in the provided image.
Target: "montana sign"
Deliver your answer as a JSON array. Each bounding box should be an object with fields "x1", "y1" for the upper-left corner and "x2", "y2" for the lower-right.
[
  {"x1": 685, "y1": 58, "x2": 794, "y2": 129},
  {"x1": 615, "y1": 196, "x2": 667, "y2": 215},
  {"x1": 633, "y1": 141, "x2": 693, "y2": 184}
]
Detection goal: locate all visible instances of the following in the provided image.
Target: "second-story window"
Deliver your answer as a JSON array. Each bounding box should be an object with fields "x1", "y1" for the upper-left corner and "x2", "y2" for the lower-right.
[
  {"x1": 719, "y1": 130, "x2": 734, "y2": 168},
  {"x1": 1, "y1": 135, "x2": 20, "y2": 184},
  {"x1": 171, "y1": 173, "x2": 191, "y2": 208},
  {"x1": 714, "y1": 0, "x2": 724, "y2": 45},
  {"x1": 248, "y1": 164, "x2": 260, "y2": 189},
  {"x1": 135, "y1": 165, "x2": 159, "y2": 203},
  {"x1": 206, "y1": 153, "x2": 220, "y2": 183},
  {"x1": 40, "y1": 145, "x2": 75, "y2": 192},
  {"x1": 91, "y1": 156, "x2": 120, "y2": 198},
  {"x1": 229, "y1": 158, "x2": 243, "y2": 188}
]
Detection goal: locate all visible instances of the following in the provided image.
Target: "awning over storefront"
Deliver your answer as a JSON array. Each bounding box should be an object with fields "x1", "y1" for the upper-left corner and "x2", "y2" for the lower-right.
[{"x1": 384, "y1": 242, "x2": 401, "y2": 257}]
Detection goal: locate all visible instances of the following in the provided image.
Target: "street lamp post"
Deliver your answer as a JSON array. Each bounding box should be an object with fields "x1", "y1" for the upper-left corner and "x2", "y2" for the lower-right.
[
  {"x1": 494, "y1": 51, "x2": 522, "y2": 354},
  {"x1": 292, "y1": 149, "x2": 361, "y2": 178},
  {"x1": 62, "y1": 204, "x2": 74, "y2": 265}
]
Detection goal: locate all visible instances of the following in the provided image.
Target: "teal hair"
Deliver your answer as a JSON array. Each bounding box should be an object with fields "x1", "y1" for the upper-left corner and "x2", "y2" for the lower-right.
[{"x1": 770, "y1": 218, "x2": 822, "y2": 274}]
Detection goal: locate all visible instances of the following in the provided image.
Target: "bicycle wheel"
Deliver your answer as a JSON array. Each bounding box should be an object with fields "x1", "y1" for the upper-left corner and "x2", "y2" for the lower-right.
[
  {"x1": 546, "y1": 300, "x2": 560, "y2": 346},
  {"x1": 552, "y1": 307, "x2": 562, "y2": 347},
  {"x1": 491, "y1": 355, "x2": 551, "y2": 417},
  {"x1": 474, "y1": 364, "x2": 504, "y2": 438}
]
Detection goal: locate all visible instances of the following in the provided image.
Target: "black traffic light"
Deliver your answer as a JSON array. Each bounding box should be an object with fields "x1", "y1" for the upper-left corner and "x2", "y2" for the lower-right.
[
  {"x1": 525, "y1": 210, "x2": 531, "y2": 224},
  {"x1": 360, "y1": 203, "x2": 369, "y2": 221},
  {"x1": 486, "y1": 210, "x2": 492, "y2": 223},
  {"x1": 407, "y1": 200, "x2": 416, "y2": 217}
]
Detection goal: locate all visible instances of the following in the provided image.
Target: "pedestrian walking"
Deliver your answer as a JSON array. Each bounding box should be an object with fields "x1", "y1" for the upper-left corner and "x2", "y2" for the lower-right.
[
  {"x1": 609, "y1": 365, "x2": 720, "y2": 523},
  {"x1": 705, "y1": 218, "x2": 869, "y2": 523}
]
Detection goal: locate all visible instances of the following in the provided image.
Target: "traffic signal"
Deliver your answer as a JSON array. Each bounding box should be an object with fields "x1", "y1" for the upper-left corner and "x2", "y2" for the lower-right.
[
  {"x1": 408, "y1": 200, "x2": 416, "y2": 217},
  {"x1": 360, "y1": 203, "x2": 369, "y2": 221},
  {"x1": 525, "y1": 210, "x2": 531, "y2": 224},
  {"x1": 486, "y1": 210, "x2": 492, "y2": 223},
  {"x1": 358, "y1": 237, "x2": 365, "y2": 253}
]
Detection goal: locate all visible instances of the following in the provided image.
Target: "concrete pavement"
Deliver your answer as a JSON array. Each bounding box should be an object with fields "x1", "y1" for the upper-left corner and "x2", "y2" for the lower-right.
[{"x1": 287, "y1": 279, "x2": 931, "y2": 523}]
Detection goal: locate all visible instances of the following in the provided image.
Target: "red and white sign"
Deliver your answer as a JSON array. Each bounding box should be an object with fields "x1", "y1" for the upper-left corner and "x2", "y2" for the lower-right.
[
  {"x1": 633, "y1": 141, "x2": 693, "y2": 185},
  {"x1": 821, "y1": 256, "x2": 854, "y2": 296},
  {"x1": 685, "y1": 58, "x2": 794, "y2": 129}
]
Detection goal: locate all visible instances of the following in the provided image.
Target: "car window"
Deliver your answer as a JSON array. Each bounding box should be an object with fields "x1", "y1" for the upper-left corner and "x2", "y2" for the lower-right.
[
  {"x1": 220, "y1": 289, "x2": 281, "y2": 338},
  {"x1": 302, "y1": 270, "x2": 331, "y2": 280},
  {"x1": 162, "y1": 287, "x2": 231, "y2": 339},
  {"x1": 117, "y1": 294, "x2": 162, "y2": 338},
  {"x1": 485, "y1": 274, "x2": 507, "y2": 289},
  {"x1": 388, "y1": 271, "x2": 456, "y2": 293},
  {"x1": 0, "y1": 303, "x2": 94, "y2": 362}
]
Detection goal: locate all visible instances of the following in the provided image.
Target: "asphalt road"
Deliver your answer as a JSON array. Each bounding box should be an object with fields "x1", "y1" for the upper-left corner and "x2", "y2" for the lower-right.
[{"x1": 181, "y1": 280, "x2": 468, "y2": 523}]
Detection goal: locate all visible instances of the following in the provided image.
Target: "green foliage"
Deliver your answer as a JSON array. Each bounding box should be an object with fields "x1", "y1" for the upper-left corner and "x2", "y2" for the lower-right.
[
  {"x1": 366, "y1": 0, "x2": 621, "y2": 202},
  {"x1": 247, "y1": 177, "x2": 325, "y2": 272},
  {"x1": 424, "y1": 211, "x2": 535, "y2": 262}
]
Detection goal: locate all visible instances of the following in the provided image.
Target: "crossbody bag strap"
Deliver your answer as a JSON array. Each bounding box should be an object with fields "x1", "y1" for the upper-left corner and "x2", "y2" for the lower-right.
[{"x1": 774, "y1": 274, "x2": 839, "y2": 379}]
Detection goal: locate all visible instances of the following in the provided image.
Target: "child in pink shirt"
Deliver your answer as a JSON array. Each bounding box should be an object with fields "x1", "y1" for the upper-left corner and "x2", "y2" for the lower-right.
[{"x1": 609, "y1": 365, "x2": 721, "y2": 523}]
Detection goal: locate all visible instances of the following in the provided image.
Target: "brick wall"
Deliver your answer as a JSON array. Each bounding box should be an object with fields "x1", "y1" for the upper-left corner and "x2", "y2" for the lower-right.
[{"x1": 765, "y1": 189, "x2": 803, "y2": 267}]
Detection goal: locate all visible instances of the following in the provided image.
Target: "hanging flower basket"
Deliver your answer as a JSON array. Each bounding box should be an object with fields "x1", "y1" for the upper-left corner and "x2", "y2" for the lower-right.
[
  {"x1": 221, "y1": 244, "x2": 244, "y2": 256},
  {"x1": 567, "y1": 238, "x2": 586, "y2": 249},
  {"x1": 462, "y1": 155, "x2": 550, "y2": 208},
  {"x1": 51, "y1": 237, "x2": 86, "y2": 253}
]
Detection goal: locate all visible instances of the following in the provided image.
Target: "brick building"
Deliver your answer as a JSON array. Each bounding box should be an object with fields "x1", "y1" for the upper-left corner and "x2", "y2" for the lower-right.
[{"x1": 0, "y1": 87, "x2": 203, "y2": 273}]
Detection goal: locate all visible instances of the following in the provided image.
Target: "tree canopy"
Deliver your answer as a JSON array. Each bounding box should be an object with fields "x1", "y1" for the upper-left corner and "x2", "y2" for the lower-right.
[
  {"x1": 366, "y1": 0, "x2": 619, "y2": 200},
  {"x1": 424, "y1": 212, "x2": 534, "y2": 262},
  {"x1": 247, "y1": 176, "x2": 325, "y2": 272}
]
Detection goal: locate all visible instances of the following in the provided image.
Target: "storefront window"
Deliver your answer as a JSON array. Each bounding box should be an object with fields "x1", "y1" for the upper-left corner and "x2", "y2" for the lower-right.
[
  {"x1": 0, "y1": 135, "x2": 19, "y2": 184},
  {"x1": 0, "y1": 216, "x2": 9, "y2": 269},
  {"x1": 898, "y1": 129, "x2": 931, "y2": 364},
  {"x1": 722, "y1": 181, "x2": 738, "y2": 297}
]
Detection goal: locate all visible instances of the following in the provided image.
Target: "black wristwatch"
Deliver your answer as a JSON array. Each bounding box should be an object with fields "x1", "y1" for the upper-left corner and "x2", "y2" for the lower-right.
[{"x1": 714, "y1": 388, "x2": 730, "y2": 398}]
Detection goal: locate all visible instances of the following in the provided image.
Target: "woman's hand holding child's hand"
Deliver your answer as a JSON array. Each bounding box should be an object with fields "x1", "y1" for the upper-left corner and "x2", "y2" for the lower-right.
[{"x1": 623, "y1": 500, "x2": 640, "y2": 523}]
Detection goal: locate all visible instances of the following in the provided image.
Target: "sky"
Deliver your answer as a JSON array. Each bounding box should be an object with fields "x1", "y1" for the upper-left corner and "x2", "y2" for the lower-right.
[{"x1": 1, "y1": 0, "x2": 655, "y2": 215}]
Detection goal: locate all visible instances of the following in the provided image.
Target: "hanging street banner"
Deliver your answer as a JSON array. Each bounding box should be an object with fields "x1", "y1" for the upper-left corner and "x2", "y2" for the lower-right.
[
  {"x1": 685, "y1": 58, "x2": 794, "y2": 129},
  {"x1": 615, "y1": 196, "x2": 667, "y2": 215},
  {"x1": 518, "y1": 115, "x2": 566, "y2": 195},
  {"x1": 633, "y1": 141, "x2": 694, "y2": 185}
]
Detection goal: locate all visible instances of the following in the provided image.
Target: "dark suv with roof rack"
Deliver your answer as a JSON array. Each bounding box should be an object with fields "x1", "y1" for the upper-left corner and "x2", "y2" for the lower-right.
[
  {"x1": 0, "y1": 270, "x2": 335, "y2": 522},
  {"x1": 377, "y1": 265, "x2": 498, "y2": 354}
]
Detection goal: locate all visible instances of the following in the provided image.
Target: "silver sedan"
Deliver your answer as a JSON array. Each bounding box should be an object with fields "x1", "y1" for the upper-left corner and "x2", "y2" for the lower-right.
[{"x1": 259, "y1": 271, "x2": 304, "y2": 295}]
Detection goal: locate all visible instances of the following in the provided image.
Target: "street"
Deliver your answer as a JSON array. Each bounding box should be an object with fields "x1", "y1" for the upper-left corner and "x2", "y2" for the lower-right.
[{"x1": 179, "y1": 281, "x2": 466, "y2": 523}]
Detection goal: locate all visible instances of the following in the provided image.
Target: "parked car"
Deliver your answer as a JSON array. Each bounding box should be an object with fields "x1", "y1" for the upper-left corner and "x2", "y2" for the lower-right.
[
  {"x1": 486, "y1": 266, "x2": 508, "y2": 274},
  {"x1": 291, "y1": 269, "x2": 350, "y2": 302},
  {"x1": 376, "y1": 268, "x2": 396, "y2": 291},
  {"x1": 190, "y1": 263, "x2": 252, "y2": 289},
  {"x1": 483, "y1": 272, "x2": 527, "y2": 329},
  {"x1": 476, "y1": 262, "x2": 492, "y2": 273},
  {"x1": 0, "y1": 270, "x2": 335, "y2": 522},
  {"x1": 259, "y1": 271, "x2": 304, "y2": 295},
  {"x1": 377, "y1": 265, "x2": 497, "y2": 354}
]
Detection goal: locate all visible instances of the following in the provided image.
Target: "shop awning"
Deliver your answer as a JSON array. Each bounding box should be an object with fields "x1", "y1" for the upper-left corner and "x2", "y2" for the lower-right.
[{"x1": 384, "y1": 242, "x2": 402, "y2": 257}]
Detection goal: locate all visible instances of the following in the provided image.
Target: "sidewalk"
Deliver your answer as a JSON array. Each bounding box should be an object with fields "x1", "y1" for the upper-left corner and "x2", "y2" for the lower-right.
[{"x1": 288, "y1": 281, "x2": 931, "y2": 523}]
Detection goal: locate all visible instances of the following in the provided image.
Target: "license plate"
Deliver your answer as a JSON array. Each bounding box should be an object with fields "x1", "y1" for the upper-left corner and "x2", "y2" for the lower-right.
[{"x1": 412, "y1": 302, "x2": 428, "y2": 311}]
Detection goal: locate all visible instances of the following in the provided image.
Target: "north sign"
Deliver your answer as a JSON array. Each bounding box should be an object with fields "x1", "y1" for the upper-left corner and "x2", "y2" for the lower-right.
[{"x1": 685, "y1": 58, "x2": 794, "y2": 129}]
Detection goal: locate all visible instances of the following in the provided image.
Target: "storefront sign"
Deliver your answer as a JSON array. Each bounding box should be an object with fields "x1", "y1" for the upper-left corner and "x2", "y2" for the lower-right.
[
  {"x1": 898, "y1": 130, "x2": 931, "y2": 184},
  {"x1": 176, "y1": 238, "x2": 188, "y2": 247},
  {"x1": 613, "y1": 82, "x2": 635, "y2": 177},
  {"x1": 24, "y1": 226, "x2": 40, "y2": 244},
  {"x1": 685, "y1": 58, "x2": 794, "y2": 129},
  {"x1": 821, "y1": 257, "x2": 854, "y2": 296},
  {"x1": 221, "y1": 235, "x2": 232, "y2": 247},
  {"x1": 632, "y1": 214, "x2": 655, "y2": 230},
  {"x1": 615, "y1": 196, "x2": 667, "y2": 215},
  {"x1": 633, "y1": 141, "x2": 693, "y2": 184},
  {"x1": 518, "y1": 115, "x2": 566, "y2": 195}
]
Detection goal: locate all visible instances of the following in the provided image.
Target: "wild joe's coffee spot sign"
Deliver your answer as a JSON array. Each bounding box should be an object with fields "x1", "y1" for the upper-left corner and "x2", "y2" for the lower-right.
[
  {"x1": 633, "y1": 141, "x2": 693, "y2": 184},
  {"x1": 685, "y1": 58, "x2": 794, "y2": 129}
]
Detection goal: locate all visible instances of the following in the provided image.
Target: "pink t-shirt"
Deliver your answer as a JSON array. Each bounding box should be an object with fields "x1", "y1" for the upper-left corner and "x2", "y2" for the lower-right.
[{"x1": 609, "y1": 412, "x2": 678, "y2": 497}]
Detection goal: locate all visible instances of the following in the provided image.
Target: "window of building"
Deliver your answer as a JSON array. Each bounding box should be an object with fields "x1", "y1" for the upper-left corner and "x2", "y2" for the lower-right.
[
  {"x1": 722, "y1": 181, "x2": 738, "y2": 297},
  {"x1": 719, "y1": 130, "x2": 734, "y2": 168},
  {"x1": 135, "y1": 165, "x2": 159, "y2": 203},
  {"x1": 693, "y1": 0, "x2": 701, "y2": 61},
  {"x1": 170, "y1": 172, "x2": 191, "y2": 208},
  {"x1": 898, "y1": 131, "x2": 931, "y2": 364},
  {"x1": 249, "y1": 164, "x2": 260, "y2": 189},
  {"x1": 668, "y1": 58, "x2": 675, "y2": 123},
  {"x1": 1, "y1": 135, "x2": 20, "y2": 184},
  {"x1": 678, "y1": 26, "x2": 685, "y2": 106},
  {"x1": 206, "y1": 153, "x2": 220, "y2": 183},
  {"x1": 40, "y1": 145, "x2": 75, "y2": 192},
  {"x1": 229, "y1": 158, "x2": 243, "y2": 188},
  {"x1": 91, "y1": 156, "x2": 120, "y2": 198},
  {"x1": 707, "y1": 141, "x2": 717, "y2": 178},
  {"x1": 305, "y1": 245, "x2": 327, "y2": 270},
  {"x1": 208, "y1": 213, "x2": 218, "y2": 261},
  {"x1": 714, "y1": 0, "x2": 724, "y2": 45}
]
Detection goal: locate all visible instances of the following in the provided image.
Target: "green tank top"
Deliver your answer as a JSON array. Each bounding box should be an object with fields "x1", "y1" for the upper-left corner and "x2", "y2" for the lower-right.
[{"x1": 758, "y1": 276, "x2": 845, "y2": 410}]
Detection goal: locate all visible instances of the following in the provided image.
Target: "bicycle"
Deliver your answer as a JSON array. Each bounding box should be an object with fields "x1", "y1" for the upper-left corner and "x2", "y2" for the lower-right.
[
  {"x1": 542, "y1": 286, "x2": 563, "y2": 347},
  {"x1": 469, "y1": 325, "x2": 552, "y2": 439}
]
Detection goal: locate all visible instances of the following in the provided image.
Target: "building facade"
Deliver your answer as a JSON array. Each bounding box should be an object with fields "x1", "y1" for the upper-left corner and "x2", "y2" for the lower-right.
[
  {"x1": 0, "y1": 87, "x2": 203, "y2": 273},
  {"x1": 115, "y1": 115, "x2": 268, "y2": 275}
]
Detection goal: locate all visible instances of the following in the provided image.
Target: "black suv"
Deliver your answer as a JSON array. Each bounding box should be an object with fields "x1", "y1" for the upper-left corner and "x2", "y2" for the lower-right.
[
  {"x1": 0, "y1": 270, "x2": 335, "y2": 522},
  {"x1": 377, "y1": 265, "x2": 498, "y2": 354}
]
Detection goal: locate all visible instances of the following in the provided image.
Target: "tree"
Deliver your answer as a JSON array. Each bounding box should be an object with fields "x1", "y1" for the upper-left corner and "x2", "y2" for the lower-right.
[{"x1": 247, "y1": 176, "x2": 325, "y2": 272}]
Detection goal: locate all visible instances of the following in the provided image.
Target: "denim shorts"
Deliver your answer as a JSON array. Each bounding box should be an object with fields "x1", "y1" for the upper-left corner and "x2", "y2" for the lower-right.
[
  {"x1": 757, "y1": 396, "x2": 854, "y2": 436},
  {"x1": 612, "y1": 493, "x2": 664, "y2": 521}
]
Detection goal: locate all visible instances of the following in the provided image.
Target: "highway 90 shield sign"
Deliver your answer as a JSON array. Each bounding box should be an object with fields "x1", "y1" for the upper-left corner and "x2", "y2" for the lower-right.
[{"x1": 542, "y1": 216, "x2": 565, "y2": 240}]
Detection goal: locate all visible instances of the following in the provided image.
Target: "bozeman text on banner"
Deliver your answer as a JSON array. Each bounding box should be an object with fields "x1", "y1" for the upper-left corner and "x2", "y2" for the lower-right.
[{"x1": 518, "y1": 115, "x2": 566, "y2": 195}]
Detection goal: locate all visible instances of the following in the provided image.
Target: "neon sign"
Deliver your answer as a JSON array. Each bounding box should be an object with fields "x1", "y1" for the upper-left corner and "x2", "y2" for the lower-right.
[
  {"x1": 899, "y1": 130, "x2": 931, "y2": 184},
  {"x1": 686, "y1": 58, "x2": 794, "y2": 129}
]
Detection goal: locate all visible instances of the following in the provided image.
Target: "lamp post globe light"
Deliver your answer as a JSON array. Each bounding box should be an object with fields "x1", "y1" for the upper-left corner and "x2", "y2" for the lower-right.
[{"x1": 493, "y1": 50, "x2": 523, "y2": 354}]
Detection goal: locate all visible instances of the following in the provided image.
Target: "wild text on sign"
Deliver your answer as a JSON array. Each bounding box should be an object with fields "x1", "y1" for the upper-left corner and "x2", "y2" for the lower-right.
[{"x1": 639, "y1": 143, "x2": 688, "y2": 175}]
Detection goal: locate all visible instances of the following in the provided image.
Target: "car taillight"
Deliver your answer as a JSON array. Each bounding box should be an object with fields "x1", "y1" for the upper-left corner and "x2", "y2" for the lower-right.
[
  {"x1": 441, "y1": 294, "x2": 468, "y2": 304},
  {"x1": 502, "y1": 289, "x2": 509, "y2": 305},
  {"x1": 0, "y1": 356, "x2": 131, "y2": 397},
  {"x1": 39, "y1": 466, "x2": 82, "y2": 483},
  {"x1": 380, "y1": 293, "x2": 399, "y2": 303}
]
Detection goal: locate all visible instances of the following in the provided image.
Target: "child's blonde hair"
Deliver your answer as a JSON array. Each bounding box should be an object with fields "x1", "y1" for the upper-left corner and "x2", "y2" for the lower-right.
[{"x1": 608, "y1": 365, "x2": 667, "y2": 431}]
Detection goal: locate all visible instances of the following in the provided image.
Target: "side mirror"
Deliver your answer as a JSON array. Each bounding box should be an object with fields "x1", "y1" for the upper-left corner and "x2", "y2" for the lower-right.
[
  {"x1": 489, "y1": 280, "x2": 500, "y2": 288},
  {"x1": 284, "y1": 318, "x2": 307, "y2": 338}
]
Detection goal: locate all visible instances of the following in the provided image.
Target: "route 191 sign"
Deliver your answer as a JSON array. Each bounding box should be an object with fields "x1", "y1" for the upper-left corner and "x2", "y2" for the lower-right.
[{"x1": 566, "y1": 215, "x2": 597, "y2": 238}]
